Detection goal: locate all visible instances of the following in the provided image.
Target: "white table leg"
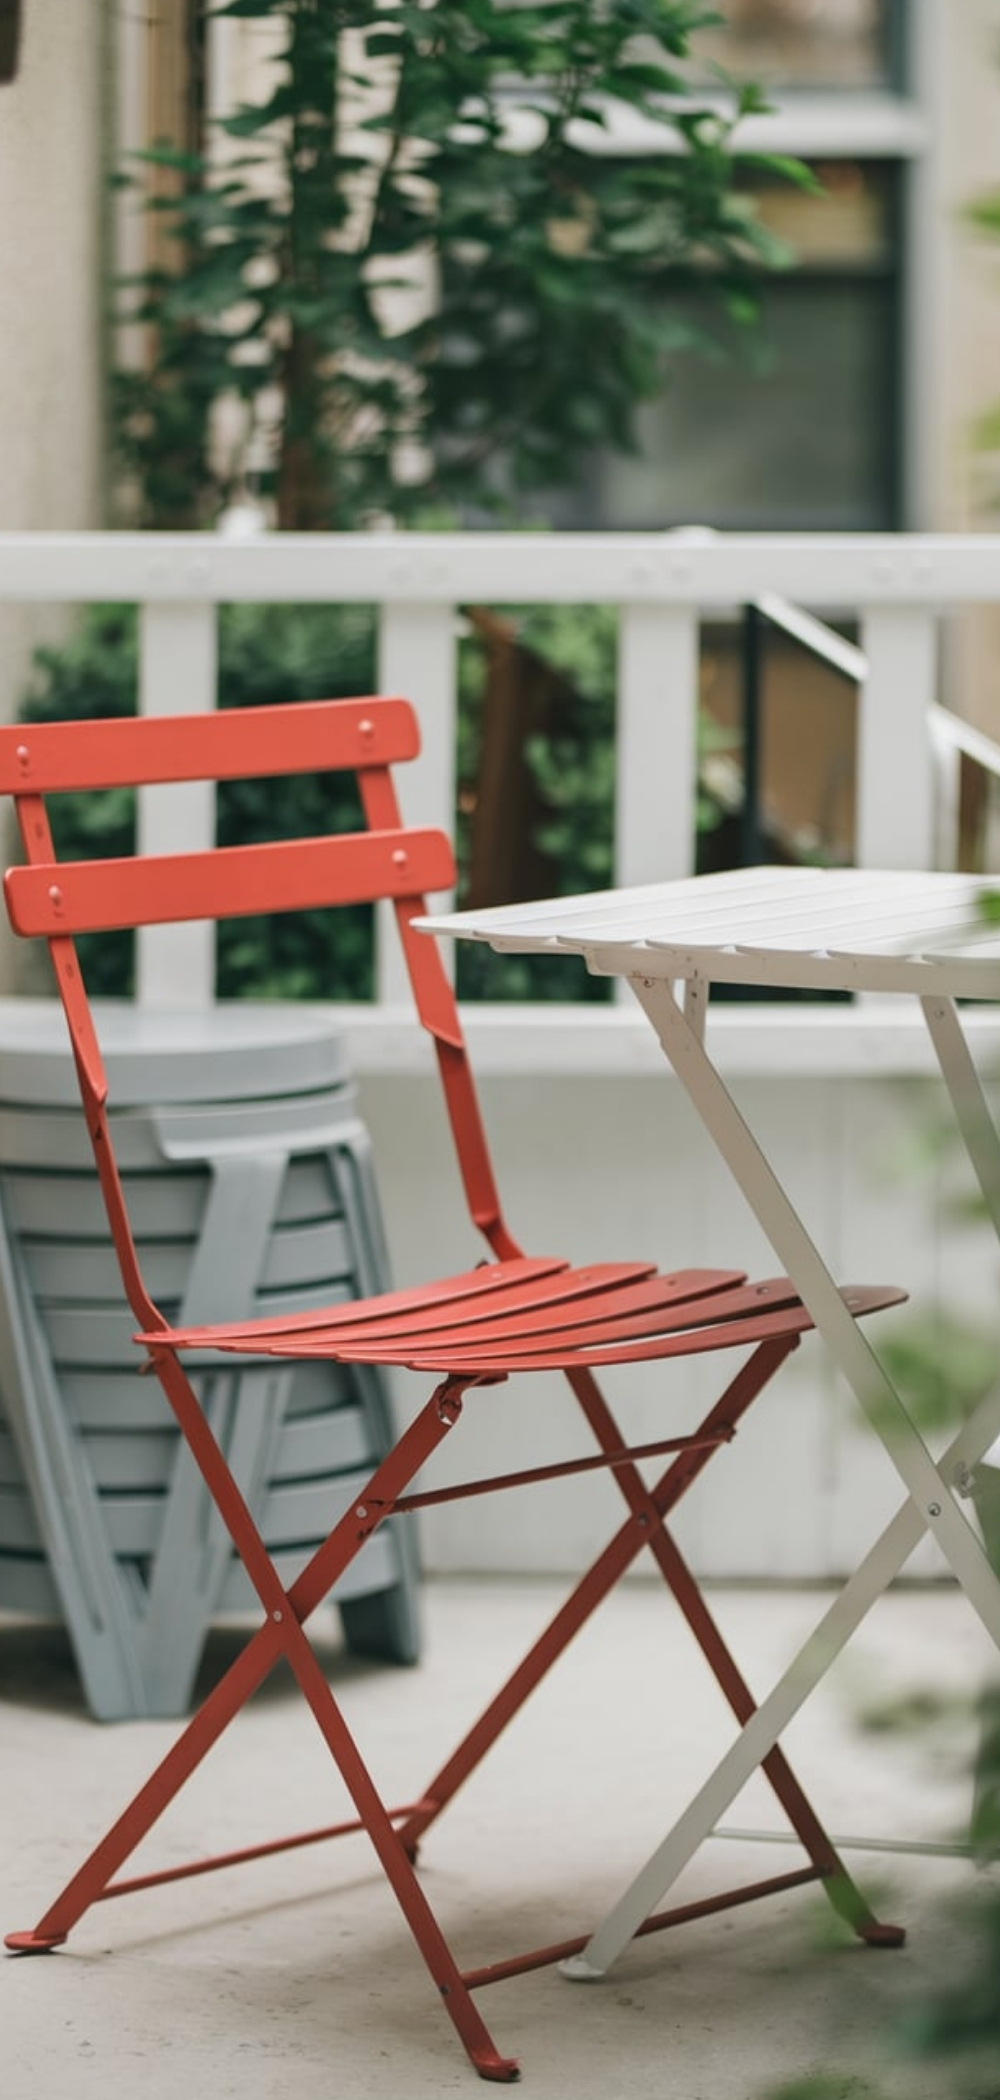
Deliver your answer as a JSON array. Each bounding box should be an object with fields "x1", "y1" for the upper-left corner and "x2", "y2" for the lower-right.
[
  {"x1": 562, "y1": 1386, "x2": 1000, "y2": 1980},
  {"x1": 630, "y1": 977, "x2": 1000, "y2": 1650},
  {"x1": 920, "y1": 995, "x2": 1000, "y2": 1239},
  {"x1": 562, "y1": 976, "x2": 1000, "y2": 1984}
]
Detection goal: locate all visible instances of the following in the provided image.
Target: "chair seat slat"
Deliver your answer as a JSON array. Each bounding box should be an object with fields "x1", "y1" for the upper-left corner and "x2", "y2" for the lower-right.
[
  {"x1": 382, "y1": 1281, "x2": 906, "y2": 1373},
  {"x1": 139, "y1": 1260, "x2": 723, "y2": 1353},
  {"x1": 355, "y1": 1274, "x2": 801, "y2": 1359},
  {"x1": 138, "y1": 1255, "x2": 574, "y2": 1349},
  {"x1": 139, "y1": 1262, "x2": 904, "y2": 1375},
  {"x1": 315, "y1": 1265, "x2": 742, "y2": 1348}
]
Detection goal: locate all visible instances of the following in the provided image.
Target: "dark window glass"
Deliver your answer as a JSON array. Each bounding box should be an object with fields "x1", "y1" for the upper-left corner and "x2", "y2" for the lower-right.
[
  {"x1": 537, "y1": 161, "x2": 900, "y2": 533},
  {"x1": 685, "y1": 0, "x2": 897, "y2": 92},
  {"x1": 568, "y1": 276, "x2": 897, "y2": 532}
]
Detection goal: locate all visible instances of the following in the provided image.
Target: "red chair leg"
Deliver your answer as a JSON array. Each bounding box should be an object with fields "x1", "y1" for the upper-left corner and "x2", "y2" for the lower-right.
[
  {"x1": 399, "y1": 1341, "x2": 792, "y2": 1853},
  {"x1": 398, "y1": 1343, "x2": 902, "y2": 1949},
  {"x1": 5, "y1": 1374, "x2": 526, "y2": 2079},
  {"x1": 280, "y1": 1604, "x2": 520, "y2": 2080},
  {"x1": 570, "y1": 1360, "x2": 904, "y2": 1947},
  {"x1": 5, "y1": 1615, "x2": 285, "y2": 1948}
]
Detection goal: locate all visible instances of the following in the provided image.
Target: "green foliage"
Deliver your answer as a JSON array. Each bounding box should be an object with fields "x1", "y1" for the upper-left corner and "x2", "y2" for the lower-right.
[
  {"x1": 876, "y1": 1308, "x2": 1000, "y2": 1440},
  {"x1": 21, "y1": 608, "x2": 140, "y2": 993},
  {"x1": 770, "y1": 964, "x2": 1000, "y2": 2100},
  {"x1": 93, "y1": 1, "x2": 807, "y2": 998},
  {"x1": 519, "y1": 605, "x2": 620, "y2": 891},
  {"x1": 453, "y1": 599, "x2": 727, "y2": 1001},
  {"x1": 891, "y1": 1875, "x2": 1000, "y2": 2085},
  {"x1": 52, "y1": 5, "x2": 810, "y2": 995},
  {"x1": 113, "y1": 0, "x2": 808, "y2": 529},
  {"x1": 754, "y1": 1856, "x2": 1000, "y2": 2099},
  {"x1": 454, "y1": 601, "x2": 618, "y2": 1002},
  {"x1": 966, "y1": 184, "x2": 1000, "y2": 490}
]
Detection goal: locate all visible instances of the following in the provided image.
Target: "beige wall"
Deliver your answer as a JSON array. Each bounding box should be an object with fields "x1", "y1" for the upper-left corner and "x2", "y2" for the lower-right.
[
  {"x1": 0, "y1": 0, "x2": 109, "y2": 987},
  {"x1": 920, "y1": 2, "x2": 1000, "y2": 734},
  {"x1": 0, "y1": 0, "x2": 108, "y2": 705},
  {"x1": 0, "y1": 0, "x2": 107, "y2": 538},
  {"x1": 934, "y1": 0, "x2": 1000, "y2": 530}
]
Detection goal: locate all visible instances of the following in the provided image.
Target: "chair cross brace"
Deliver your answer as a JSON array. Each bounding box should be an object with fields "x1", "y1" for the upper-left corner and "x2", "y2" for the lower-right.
[{"x1": 372, "y1": 1422, "x2": 737, "y2": 1516}]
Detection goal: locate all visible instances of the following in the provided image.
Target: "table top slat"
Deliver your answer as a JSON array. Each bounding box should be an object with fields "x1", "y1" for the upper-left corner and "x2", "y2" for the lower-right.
[{"x1": 419, "y1": 868, "x2": 1000, "y2": 995}]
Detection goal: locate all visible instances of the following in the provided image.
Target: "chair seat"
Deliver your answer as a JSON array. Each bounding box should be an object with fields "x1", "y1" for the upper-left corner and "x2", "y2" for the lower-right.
[{"x1": 140, "y1": 1259, "x2": 906, "y2": 1376}]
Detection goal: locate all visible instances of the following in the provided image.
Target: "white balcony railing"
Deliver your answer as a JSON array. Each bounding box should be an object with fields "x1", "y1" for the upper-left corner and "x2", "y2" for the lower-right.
[
  {"x1": 3, "y1": 528, "x2": 1000, "y2": 1081},
  {"x1": 5, "y1": 528, "x2": 1000, "y2": 1583}
]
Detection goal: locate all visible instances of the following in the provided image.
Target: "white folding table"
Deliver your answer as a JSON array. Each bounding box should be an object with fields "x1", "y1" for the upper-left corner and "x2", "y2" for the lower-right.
[{"x1": 421, "y1": 864, "x2": 1000, "y2": 1980}]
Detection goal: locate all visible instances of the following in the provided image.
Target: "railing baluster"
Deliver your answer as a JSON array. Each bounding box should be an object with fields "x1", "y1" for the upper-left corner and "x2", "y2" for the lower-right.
[
  {"x1": 136, "y1": 601, "x2": 217, "y2": 1007},
  {"x1": 616, "y1": 605, "x2": 700, "y2": 887},
  {"x1": 613, "y1": 604, "x2": 700, "y2": 1010},
  {"x1": 930, "y1": 711, "x2": 962, "y2": 871},
  {"x1": 376, "y1": 600, "x2": 457, "y2": 1006},
  {"x1": 857, "y1": 606, "x2": 937, "y2": 870}
]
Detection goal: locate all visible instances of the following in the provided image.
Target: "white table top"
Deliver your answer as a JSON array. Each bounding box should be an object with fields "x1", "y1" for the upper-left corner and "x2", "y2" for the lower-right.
[{"x1": 420, "y1": 866, "x2": 1000, "y2": 998}]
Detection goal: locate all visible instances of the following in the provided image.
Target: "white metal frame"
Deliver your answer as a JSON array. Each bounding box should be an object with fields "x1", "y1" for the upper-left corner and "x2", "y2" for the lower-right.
[
  {"x1": 417, "y1": 864, "x2": 1000, "y2": 1978},
  {"x1": 570, "y1": 975, "x2": 1000, "y2": 1978}
]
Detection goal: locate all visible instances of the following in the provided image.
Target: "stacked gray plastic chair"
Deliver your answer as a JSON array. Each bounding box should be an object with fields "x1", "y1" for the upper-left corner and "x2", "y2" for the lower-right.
[{"x1": 0, "y1": 1000, "x2": 420, "y2": 1720}]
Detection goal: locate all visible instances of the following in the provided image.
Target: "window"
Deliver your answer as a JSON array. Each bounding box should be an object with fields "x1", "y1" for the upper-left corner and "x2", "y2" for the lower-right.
[
  {"x1": 685, "y1": 0, "x2": 898, "y2": 93},
  {"x1": 547, "y1": 159, "x2": 901, "y2": 532}
]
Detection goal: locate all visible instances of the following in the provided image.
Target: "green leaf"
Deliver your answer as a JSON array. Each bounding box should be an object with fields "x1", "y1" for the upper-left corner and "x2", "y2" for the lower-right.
[
  {"x1": 128, "y1": 141, "x2": 206, "y2": 175},
  {"x1": 746, "y1": 152, "x2": 822, "y2": 195},
  {"x1": 968, "y1": 190, "x2": 1000, "y2": 235},
  {"x1": 211, "y1": 0, "x2": 286, "y2": 16}
]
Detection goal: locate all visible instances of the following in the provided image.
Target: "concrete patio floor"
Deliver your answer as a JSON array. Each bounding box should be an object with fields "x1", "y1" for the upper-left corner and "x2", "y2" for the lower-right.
[{"x1": 2, "y1": 1576, "x2": 998, "y2": 2100}]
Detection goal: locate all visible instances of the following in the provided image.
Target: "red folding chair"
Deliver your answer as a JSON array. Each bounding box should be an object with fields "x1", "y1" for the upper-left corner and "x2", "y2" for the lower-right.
[{"x1": 1, "y1": 697, "x2": 906, "y2": 2081}]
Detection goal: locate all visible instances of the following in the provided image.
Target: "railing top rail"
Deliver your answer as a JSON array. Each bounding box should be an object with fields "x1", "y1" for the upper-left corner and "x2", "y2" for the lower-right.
[
  {"x1": 2, "y1": 531, "x2": 1000, "y2": 607},
  {"x1": 931, "y1": 704, "x2": 1000, "y2": 783}
]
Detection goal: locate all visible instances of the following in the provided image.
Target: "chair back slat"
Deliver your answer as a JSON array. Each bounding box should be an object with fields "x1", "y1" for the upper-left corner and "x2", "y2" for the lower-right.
[
  {"x1": 0, "y1": 697, "x2": 418, "y2": 794},
  {"x1": 6, "y1": 828, "x2": 456, "y2": 937}
]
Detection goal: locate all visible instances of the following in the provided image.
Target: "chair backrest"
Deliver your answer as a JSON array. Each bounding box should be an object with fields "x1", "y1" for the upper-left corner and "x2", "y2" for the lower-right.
[{"x1": 0, "y1": 696, "x2": 520, "y2": 1328}]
